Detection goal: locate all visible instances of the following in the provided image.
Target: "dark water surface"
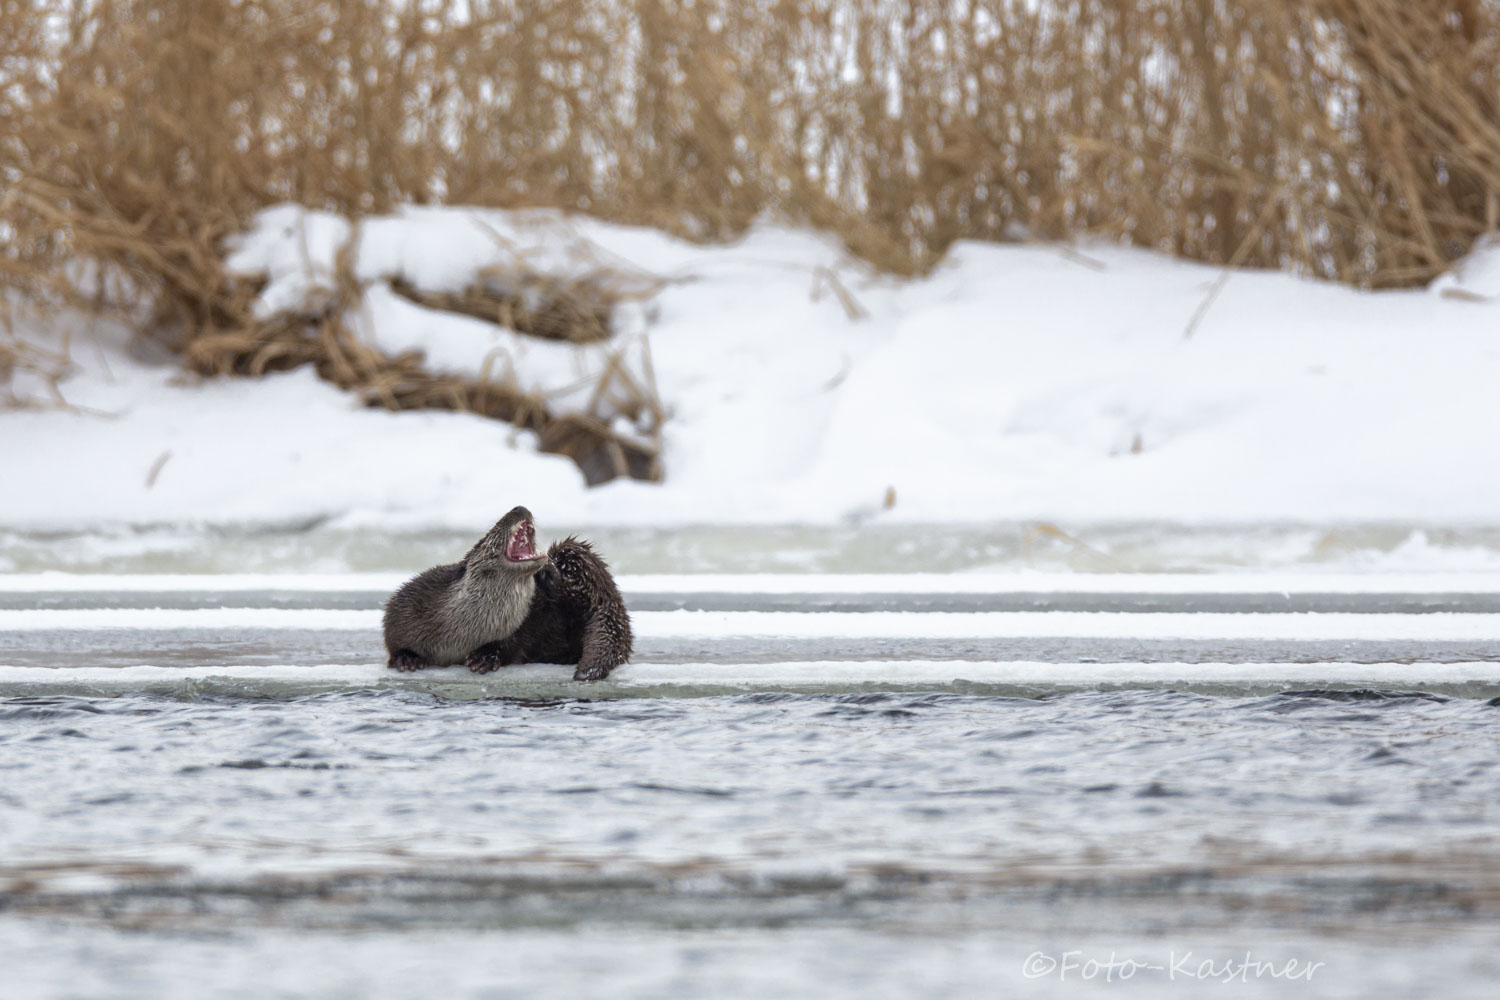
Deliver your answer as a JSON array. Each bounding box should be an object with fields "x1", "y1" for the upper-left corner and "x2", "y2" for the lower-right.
[{"x1": 3, "y1": 687, "x2": 1499, "y2": 998}]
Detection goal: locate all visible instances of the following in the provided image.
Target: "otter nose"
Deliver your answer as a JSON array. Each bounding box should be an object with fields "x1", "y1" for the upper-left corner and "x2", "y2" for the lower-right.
[{"x1": 506, "y1": 505, "x2": 533, "y2": 522}]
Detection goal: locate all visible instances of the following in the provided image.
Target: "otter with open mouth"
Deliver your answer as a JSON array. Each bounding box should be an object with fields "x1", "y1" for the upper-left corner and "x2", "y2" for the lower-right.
[
  {"x1": 383, "y1": 505, "x2": 632, "y2": 681},
  {"x1": 383, "y1": 505, "x2": 551, "y2": 673}
]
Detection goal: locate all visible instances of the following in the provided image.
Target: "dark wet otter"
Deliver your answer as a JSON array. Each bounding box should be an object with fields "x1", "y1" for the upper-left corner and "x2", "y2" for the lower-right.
[
  {"x1": 467, "y1": 537, "x2": 633, "y2": 682},
  {"x1": 383, "y1": 505, "x2": 549, "y2": 672}
]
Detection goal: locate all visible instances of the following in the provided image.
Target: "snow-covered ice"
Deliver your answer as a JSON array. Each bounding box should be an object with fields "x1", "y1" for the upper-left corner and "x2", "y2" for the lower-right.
[
  {"x1": 4, "y1": 660, "x2": 1499, "y2": 695},
  {"x1": 8, "y1": 607, "x2": 1500, "y2": 642},
  {"x1": 9, "y1": 570, "x2": 1500, "y2": 593}
]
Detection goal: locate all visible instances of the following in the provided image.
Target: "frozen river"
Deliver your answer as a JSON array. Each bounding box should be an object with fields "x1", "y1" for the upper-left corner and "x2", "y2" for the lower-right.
[{"x1": 3, "y1": 572, "x2": 1500, "y2": 998}]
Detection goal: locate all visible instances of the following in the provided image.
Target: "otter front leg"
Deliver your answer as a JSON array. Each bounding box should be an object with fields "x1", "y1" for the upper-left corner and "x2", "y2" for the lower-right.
[
  {"x1": 572, "y1": 616, "x2": 631, "y2": 682},
  {"x1": 572, "y1": 659, "x2": 616, "y2": 682},
  {"x1": 466, "y1": 641, "x2": 516, "y2": 674},
  {"x1": 388, "y1": 649, "x2": 429, "y2": 672}
]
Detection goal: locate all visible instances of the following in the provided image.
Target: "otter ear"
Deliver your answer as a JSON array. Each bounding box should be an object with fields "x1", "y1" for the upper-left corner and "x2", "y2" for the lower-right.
[{"x1": 536, "y1": 562, "x2": 560, "y2": 595}]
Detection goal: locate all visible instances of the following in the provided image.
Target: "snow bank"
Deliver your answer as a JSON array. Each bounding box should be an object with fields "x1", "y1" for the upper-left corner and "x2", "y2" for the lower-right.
[
  {"x1": 4, "y1": 206, "x2": 1500, "y2": 532},
  {"x1": 223, "y1": 204, "x2": 660, "y2": 432}
]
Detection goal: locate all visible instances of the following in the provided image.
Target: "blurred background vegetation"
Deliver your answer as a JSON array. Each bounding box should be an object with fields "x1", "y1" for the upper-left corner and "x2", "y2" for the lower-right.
[{"x1": 3, "y1": 0, "x2": 1497, "y2": 409}]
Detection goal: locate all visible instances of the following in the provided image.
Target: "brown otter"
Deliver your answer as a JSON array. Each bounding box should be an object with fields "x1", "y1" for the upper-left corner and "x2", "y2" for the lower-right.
[
  {"x1": 383, "y1": 505, "x2": 549, "y2": 672},
  {"x1": 467, "y1": 537, "x2": 633, "y2": 682}
]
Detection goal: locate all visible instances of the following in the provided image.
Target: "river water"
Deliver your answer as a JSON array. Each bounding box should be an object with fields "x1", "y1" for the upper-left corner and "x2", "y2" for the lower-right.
[{"x1": 3, "y1": 559, "x2": 1500, "y2": 997}]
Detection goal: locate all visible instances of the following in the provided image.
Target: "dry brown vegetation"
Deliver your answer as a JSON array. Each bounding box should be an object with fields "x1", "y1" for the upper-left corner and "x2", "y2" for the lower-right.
[
  {"x1": 0, "y1": 330, "x2": 70, "y2": 408},
  {"x1": 2, "y1": 1, "x2": 1498, "y2": 470}
]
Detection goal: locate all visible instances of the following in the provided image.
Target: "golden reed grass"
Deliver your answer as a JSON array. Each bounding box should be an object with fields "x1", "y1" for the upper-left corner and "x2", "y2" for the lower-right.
[{"x1": 1, "y1": 1, "x2": 1496, "y2": 466}]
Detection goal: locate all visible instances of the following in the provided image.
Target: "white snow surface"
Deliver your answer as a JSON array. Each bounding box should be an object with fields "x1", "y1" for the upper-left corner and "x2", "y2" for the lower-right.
[
  {"x1": 9, "y1": 571, "x2": 1500, "y2": 594},
  {"x1": 6, "y1": 607, "x2": 1500, "y2": 641},
  {"x1": 5, "y1": 205, "x2": 1500, "y2": 531},
  {"x1": 2, "y1": 660, "x2": 1497, "y2": 692}
]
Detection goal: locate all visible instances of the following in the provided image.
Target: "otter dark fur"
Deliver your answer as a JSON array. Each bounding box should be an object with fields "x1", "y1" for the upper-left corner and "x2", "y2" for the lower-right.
[
  {"x1": 383, "y1": 505, "x2": 549, "y2": 672},
  {"x1": 466, "y1": 537, "x2": 633, "y2": 682}
]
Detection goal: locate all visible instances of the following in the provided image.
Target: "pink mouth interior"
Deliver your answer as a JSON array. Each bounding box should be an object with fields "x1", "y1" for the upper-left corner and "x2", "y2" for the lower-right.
[{"x1": 505, "y1": 521, "x2": 539, "y2": 561}]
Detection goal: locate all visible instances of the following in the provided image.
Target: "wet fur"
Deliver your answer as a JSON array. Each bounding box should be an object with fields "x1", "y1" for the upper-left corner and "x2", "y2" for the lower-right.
[
  {"x1": 468, "y1": 537, "x2": 633, "y2": 681},
  {"x1": 383, "y1": 509, "x2": 544, "y2": 669}
]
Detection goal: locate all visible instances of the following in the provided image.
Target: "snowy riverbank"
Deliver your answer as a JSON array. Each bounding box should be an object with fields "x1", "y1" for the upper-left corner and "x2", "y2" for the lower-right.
[{"x1": 4, "y1": 208, "x2": 1500, "y2": 545}]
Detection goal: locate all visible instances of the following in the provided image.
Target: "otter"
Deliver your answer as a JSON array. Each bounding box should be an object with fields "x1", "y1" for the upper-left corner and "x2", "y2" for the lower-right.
[
  {"x1": 467, "y1": 537, "x2": 633, "y2": 682},
  {"x1": 383, "y1": 505, "x2": 550, "y2": 672}
]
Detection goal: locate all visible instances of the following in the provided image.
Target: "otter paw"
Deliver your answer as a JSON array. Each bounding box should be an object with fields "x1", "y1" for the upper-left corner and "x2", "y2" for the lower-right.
[
  {"x1": 572, "y1": 661, "x2": 616, "y2": 683},
  {"x1": 389, "y1": 650, "x2": 428, "y2": 672},
  {"x1": 536, "y1": 561, "x2": 561, "y2": 596},
  {"x1": 466, "y1": 647, "x2": 508, "y2": 674}
]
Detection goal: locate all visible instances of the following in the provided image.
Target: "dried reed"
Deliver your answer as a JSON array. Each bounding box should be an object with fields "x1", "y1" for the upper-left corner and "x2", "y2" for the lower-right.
[{"x1": 1, "y1": 1, "x2": 1495, "y2": 452}]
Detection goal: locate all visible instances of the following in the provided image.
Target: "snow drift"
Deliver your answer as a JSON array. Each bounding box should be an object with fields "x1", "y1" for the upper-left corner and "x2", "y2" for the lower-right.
[{"x1": 4, "y1": 206, "x2": 1500, "y2": 533}]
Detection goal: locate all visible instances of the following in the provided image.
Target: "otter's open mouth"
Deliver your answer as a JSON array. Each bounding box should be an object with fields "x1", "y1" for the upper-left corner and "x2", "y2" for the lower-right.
[{"x1": 505, "y1": 520, "x2": 543, "y2": 562}]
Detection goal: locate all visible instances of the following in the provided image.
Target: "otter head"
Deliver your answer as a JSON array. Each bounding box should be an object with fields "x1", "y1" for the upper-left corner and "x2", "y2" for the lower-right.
[{"x1": 468, "y1": 505, "x2": 548, "y2": 577}]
